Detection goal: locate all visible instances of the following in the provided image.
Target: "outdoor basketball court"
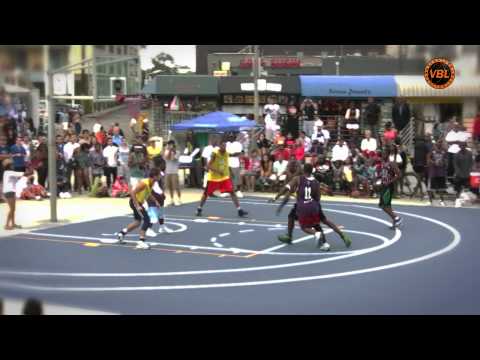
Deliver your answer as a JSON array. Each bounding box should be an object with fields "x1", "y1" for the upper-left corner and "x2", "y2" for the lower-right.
[{"x1": 0, "y1": 196, "x2": 478, "y2": 314}]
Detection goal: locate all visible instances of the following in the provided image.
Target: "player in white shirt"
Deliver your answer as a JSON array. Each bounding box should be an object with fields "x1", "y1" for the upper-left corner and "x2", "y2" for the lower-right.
[
  {"x1": 226, "y1": 134, "x2": 244, "y2": 198},
  {"x1": 2, "y1": 159, "x2": 31, "y2": 230}
]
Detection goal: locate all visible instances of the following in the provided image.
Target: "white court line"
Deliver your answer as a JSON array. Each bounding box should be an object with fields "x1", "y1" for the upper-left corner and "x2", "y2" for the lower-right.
[
  {"x1": 26, "y1": 232, "x2": 253, "y2": 255},
  {"x1": 0, "y1": 212, "x2": 459, "y2": 291},
  {"x1": 238, "y1": 229, "x2": 255, "y2": 234},
  {"x1": 3, "y1": 210, "x2": 400, "y2": 278},
  {"x1": 167, "y1": 216, "x2": 289, "y2": 229},
  {"x1": 218, "y1": 233, "x2": 231, "y2": 238}
]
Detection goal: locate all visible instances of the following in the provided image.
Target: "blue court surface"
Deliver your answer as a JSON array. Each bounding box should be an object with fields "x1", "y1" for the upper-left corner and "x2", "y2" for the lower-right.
[{"x1": 0, "y1": 196, "x2": 478, "y2": 314}]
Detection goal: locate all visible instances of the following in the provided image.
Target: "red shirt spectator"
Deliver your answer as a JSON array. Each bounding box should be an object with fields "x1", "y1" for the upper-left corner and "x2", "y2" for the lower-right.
[
  {"x1": 273, "y1": 146, "x2": 290, "y2": 162},
  {"x1": 96, "y1": 130, "x2": 107, "y2": 147},
  {"x1": 473, "y1": 113, "x2": 480, "y2": 141},
  {"x1": 294, "y1": 144, "x2": 305, "y2": 161},
  {"x1": 383, "y1": 122, "x2": 398, "y2": 144}
]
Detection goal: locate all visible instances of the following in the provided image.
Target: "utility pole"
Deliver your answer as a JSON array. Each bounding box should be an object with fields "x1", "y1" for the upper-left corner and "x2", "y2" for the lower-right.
[
  {"x1": 44, "y1": 45, "x2": 57, "y2": 222},
  {"x1": 253, "y1": 45, "x2": 260, "y2": 122}
]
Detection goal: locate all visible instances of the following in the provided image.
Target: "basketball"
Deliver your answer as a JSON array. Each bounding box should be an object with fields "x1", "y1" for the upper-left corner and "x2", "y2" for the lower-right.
[{"x1": 351, "y1": 190, "x2": 361, "y2": 198}]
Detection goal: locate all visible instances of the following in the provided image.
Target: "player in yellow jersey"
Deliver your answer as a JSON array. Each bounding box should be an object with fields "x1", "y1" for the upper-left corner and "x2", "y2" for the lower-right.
[
  {"x1": 113, "y1": 168, "x2": 162, "y2": 250},
  {"x1": 196, "y1": 139, "x2": 248, "y2": 218}
]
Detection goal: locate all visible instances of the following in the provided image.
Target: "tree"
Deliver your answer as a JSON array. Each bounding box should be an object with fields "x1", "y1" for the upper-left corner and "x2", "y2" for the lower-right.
[{"x1": 148, "y1": 52, "x2": 178, "y2": 76}]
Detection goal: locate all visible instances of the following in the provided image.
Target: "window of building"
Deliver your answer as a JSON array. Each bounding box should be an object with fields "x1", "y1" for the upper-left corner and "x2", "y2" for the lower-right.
[
  {"x1": 117, "y1": 46, "x2": 122, "y2": 55},
  {"x1": 124, "y1": 45, "x2": 128, "y2": 55},
  {"x1": 109, "y1": 45, "x2": 115, "y2": 53}
]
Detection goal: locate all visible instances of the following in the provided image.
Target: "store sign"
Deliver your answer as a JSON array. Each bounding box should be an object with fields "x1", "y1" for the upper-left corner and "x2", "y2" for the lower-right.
[
  {"x1": 240, "y1": 79, "x2": 282, "y2": 92},
  {"x1": 213, "y1": 70, "x2": 230, "y2": 77},
  {"x1": 328, "y1": 88, "x2": 372, "y2": 96},
  {"x1": 239, "y1": 57, "x2": 301, "y2": 69}
]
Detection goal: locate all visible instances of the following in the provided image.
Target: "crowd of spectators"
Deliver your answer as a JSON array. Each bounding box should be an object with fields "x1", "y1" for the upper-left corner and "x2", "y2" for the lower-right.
[{"x1": 1, "y1": 84, "x2": 479, "y2": 208}]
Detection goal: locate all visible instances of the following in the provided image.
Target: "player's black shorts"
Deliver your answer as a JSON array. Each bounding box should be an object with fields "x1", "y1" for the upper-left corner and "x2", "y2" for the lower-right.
[
  {"x1": 289, "y1": 203, "x2": 326, "y2": 222},
  {"x1": 129, "y1": 198, "x2": 151, "y2": 231}
]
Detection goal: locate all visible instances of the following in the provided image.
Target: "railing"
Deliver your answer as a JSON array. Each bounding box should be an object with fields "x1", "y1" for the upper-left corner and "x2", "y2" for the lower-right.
[{"x1": 399, "y1": 117, "x2": 415, "y2": 155}]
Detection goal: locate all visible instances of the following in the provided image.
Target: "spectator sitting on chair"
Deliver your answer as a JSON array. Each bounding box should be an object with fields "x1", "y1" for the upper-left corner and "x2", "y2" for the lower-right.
[
  {"x1": 331, "y1": 138, "x2": 350, "y2": 163},
  {"x1": 312, "y1": 124, "x2": 330, "y2": 150},
  {"x1": 270, "y1": 153, "x2": 288, "y2": 189},
  {"x1": 258, "y1": 153, "x2": 273, "y2": 190},
  {"x1": 361, "y1": 130, "x2": 378, "y2": 158},
  {"x1": 331, "y1": 160, "x2": 345, "y2": 192},
  {"x1": 273, "y1": 130, "x2": 285, "y2": 146},
  {"x1": 294, "y1": 138, "x2": 305, "y2": 161},
  {"x1": 313, "y1": 156, "x2": 333, "y2": 190},
  {"x1": 273, "y1": 144, "x2": 290, "y2": 162},
  {"x1": 256, "y1": 132, "x2": 271, "y2": 152}
]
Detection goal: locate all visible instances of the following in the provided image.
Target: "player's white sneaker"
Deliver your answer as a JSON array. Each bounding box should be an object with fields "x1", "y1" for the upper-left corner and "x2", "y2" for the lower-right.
[
  {"x1": 236, "y1": 191, "x2": 244, "y2": 198},
  {"x1": 176, "y1": 199, "x2": 183, "y2": 206},
  {"x1": 135, "y1": 241, "x2": 150, "y2": 250},
  {"x1": 146, "y1": 228, "x2": 157, "y2": 237},
  {"x1": 220, "y1": 192, "x2": 230, "y2": 198},
  {"x1": 455, "y1": 199, "x2": 462, "y2": 208},
  {"x1": 319, "y1": 242, "x2": 331, "y2": 252},
  {"x1": 440, "y1": 200, "x2": 446, "y2": 207},
  {"x1": 59, "y1": 192, "x2": 65, "y2": 199}
]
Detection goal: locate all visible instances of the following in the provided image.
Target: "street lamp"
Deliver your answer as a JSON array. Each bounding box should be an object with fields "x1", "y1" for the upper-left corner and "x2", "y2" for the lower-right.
[{"x1": 253, "y1": 45, "x2": 260, "y2": 122}]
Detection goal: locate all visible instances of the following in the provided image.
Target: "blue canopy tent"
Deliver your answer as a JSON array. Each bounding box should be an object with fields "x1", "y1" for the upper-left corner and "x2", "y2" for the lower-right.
[{"x1": 171, "y1": 111, "x2": 257, "y2": 133}]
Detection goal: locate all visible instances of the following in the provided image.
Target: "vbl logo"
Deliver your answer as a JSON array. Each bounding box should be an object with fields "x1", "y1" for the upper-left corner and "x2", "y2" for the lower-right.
[{"x1": 429, "y1": 69, "x2": 450, "y2": 79}]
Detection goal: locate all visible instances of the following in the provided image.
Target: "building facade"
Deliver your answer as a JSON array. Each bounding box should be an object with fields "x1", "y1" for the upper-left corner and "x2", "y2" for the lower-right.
[{"x1": 0, "y1": 45, "x2": 142, "y2": 113}]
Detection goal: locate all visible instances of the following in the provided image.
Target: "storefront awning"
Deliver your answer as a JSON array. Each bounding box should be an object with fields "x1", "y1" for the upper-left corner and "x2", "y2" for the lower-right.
[
  {"x1": 300, "y1": 75, "x2": 398, "y2": 98},
  {"x1": 219, "y1": 76, "x2": 300, "y2": 94},
  {"x1": 394, "y1": 75, "x2": 480, "y2": 97},
  {"x1": 142, "y1": 75, "x2": 219, "y2": 96}
]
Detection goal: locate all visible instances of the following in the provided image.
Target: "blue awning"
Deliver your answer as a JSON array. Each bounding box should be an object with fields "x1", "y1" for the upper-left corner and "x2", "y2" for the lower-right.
[
  {"x1": 300, "y1": 76, "x2": 398, "y2": 98},
  {"x1": 171, "y1": 112, "x2": 256, "y2": 133}
]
